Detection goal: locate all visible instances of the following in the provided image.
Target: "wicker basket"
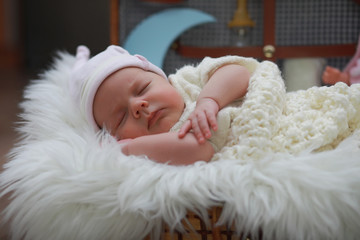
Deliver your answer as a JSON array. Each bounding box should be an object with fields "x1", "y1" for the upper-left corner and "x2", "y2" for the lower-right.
[{"x1": 145, "y1": 207, "x2": 253, "y2": 240}]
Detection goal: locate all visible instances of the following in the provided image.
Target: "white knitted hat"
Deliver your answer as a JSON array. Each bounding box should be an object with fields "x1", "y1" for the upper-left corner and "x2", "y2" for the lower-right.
[{"x1": 69, "y1": 45, "x2": 167, "y2": 130}]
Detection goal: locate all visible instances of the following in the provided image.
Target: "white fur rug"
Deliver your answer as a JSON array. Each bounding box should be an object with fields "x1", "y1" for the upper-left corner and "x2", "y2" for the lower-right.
[{"x1": 1, "y1": 52, "x2": 360, "y2": 240}]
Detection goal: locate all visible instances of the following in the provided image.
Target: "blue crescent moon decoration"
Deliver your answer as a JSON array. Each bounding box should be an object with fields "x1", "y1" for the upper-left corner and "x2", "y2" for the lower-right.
[{"x1": 124, "y1": 8, "x2": 216, "y2": 68}]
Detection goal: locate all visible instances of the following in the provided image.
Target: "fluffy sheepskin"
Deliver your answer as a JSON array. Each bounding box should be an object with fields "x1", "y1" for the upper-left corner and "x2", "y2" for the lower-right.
[{"x1": 1, "y1": 52, "x2": 360, "y2": 240}]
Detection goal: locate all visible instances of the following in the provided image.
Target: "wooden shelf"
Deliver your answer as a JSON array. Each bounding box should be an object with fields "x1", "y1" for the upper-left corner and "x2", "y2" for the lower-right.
[
  {"x1": 142, "y1": 0, "x2": 183, "y2": 3},
  {"x1": 177, "y1": 43, "x2": 357, "y2": 60},
  {"x1": 177, "y1": 45, "x2": 264, "y2": 59}
]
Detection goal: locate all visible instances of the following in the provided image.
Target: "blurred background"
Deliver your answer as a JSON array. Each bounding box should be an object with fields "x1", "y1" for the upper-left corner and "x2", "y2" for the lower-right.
[
  {"x1": 0, "y1": 0, "x2": 109, "y2": 238},
  {"x1": 0, "y1": 0, "x2": 110, "y2": 163}
]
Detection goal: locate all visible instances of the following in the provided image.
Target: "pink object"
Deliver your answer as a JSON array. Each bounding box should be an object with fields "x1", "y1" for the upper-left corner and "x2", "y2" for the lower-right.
[
  {"x1": 69, "y1": 45, "x2": 167, "y2": 130},
  {"x1": 343, "y1": 35, "x2": 360, "y2": 84}
]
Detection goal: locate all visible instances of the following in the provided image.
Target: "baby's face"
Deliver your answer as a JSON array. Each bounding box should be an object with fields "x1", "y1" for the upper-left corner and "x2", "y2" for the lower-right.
[{"x1": 93, "y1": 67, "x2": 184, "y2": 140}]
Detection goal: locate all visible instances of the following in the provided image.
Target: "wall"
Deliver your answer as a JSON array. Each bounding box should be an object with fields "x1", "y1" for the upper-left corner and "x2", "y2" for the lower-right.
[{"x1": 24, "y1": 0, "x2": 110, "y2": 72}]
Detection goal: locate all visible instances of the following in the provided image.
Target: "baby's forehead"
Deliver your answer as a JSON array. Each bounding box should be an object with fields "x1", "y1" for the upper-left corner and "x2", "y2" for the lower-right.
[
  {"x1": 100, "y1": 67, "x2": 144, "y2": 90},
  {"x1": 100, "y1": 67, "x2": 168, "y2": 94},
  {"x1": 112, "y1": 67, "x2": 149, "y2": 79}
]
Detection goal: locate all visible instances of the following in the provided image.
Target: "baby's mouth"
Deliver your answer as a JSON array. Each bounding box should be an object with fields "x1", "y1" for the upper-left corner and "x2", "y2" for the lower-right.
[{"x1": 147, "y1": 109, "x2": 163, "y2": 129}]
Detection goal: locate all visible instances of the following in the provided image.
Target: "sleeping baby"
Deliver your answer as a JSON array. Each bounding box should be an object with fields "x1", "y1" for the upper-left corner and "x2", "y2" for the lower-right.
[{"x1": 70, "y1": 45, "x2": 360, "y2": 165}]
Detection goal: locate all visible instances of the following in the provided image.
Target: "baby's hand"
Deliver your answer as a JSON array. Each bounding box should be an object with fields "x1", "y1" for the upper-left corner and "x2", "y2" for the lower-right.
[{"x1": 178, "y1": 98, "x2": 219, "y2": 143}]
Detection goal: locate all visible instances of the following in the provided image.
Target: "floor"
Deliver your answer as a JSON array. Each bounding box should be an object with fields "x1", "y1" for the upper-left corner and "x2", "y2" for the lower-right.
[{"x1": 0, "y1": 70, "x2": 29, "y2": 240}]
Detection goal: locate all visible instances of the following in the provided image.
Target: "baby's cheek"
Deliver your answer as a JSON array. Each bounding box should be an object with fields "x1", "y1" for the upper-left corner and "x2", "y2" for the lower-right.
[
  {"x1": 120, "y1": 126, "x2": 148, "y2": 139},
  {"x1": 159, "y1": 116, "x2": 178, "y2": 133},
  {"x1": 117, "y1": 138, "x2": 132, "y2": 144}
]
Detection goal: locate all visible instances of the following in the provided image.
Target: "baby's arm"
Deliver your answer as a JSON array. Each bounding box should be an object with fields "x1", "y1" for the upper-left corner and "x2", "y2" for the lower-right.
[
  {"x1": 121, "y1": 132, "x2": 214, "y2": 165},
  {"x1": 179, "y1": 64, "x2": 250, "y2": 143}
]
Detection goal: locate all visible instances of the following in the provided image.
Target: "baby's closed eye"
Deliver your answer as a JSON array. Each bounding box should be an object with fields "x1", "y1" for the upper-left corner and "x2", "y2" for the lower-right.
[{"x1": 138, "y1": 81, "x2": 150, "y2": 95}]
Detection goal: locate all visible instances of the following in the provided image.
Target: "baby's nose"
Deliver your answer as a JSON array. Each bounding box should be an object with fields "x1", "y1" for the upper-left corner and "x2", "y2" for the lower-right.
[{"x1": 132, "y1": 99, "x2": 149, "y2": 118}]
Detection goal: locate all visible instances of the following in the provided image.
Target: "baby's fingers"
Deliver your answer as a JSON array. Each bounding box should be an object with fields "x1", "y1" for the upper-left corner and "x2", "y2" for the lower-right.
[
  {"x1": 197, "y1": 112, "x2": 213, "y2": 139},
  {"x1": 206, "y1": 110, "x2": 218, "y2": 132},
  {"x1": 178, "y1": 120, "x2": 192, "y2": 138},
  {"x1": 191, "y1": 117, "x2": 206, "y2": 143}
]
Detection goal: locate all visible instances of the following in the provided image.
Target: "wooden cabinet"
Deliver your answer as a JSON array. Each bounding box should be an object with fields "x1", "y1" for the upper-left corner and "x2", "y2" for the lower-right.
[{"x1": 0, "y1": 0, "x2": 22, "y2": 69}]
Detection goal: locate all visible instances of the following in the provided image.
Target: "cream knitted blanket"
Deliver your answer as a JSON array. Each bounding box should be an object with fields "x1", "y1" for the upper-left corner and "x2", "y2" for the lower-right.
[{"x1": 170, "y1": 56, "x2": 360, "y2": 161}]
